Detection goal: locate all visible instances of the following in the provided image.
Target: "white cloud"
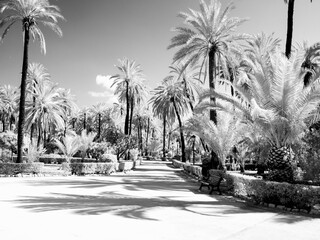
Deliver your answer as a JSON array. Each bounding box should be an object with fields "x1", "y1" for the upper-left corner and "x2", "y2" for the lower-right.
[{"x1": 88, "y1": 75, "x2": 118, "y2": 106}]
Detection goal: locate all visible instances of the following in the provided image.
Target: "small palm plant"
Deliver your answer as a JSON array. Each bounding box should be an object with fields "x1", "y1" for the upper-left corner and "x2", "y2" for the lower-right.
[
  {"x1": 54, "y1": 132, "x2": 80, "y2": 163},
  {"x1": 198, "y1": 47, "x2": 320, "y2": 182},
  {"x1": 185, "y1": 110, "x2": 247, "y2": 168},
  {"x1": 25, "y1": 142, "x2": 46, "y2": 163},
  {"x1": 78, "y1": 130, "x2": 96, "y2": 160}
]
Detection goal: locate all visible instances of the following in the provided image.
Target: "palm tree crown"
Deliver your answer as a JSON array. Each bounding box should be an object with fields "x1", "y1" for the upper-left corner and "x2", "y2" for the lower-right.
[
  {"x1": 168, "y1": 0, "x2": 247, "y2": 123},
  {"x1": 0, "y1": 0, "x2": 64, "y2": 53}
]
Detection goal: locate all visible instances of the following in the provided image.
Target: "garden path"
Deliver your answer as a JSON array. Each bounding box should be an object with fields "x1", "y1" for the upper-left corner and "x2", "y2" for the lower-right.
[{"x1": 0, "y1": 160, "x2": 319, "y2": 240}]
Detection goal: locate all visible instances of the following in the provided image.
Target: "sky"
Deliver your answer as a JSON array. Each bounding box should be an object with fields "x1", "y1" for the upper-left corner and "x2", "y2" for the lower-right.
[{"x1": 1, "y1": 0, "x2": 320, "y2": 108}]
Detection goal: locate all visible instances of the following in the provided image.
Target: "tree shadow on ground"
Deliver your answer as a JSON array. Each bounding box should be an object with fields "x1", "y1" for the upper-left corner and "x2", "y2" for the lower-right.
[
  {"x1": 12, "y1": 191, "x2": 268, "y2": 221},
  {"x1": 12, "y1": 162, "x2": 320, "y2": 223}
]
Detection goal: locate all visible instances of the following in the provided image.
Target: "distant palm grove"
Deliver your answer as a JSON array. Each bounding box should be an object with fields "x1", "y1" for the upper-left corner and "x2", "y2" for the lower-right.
[{"x1": 1, "y1": 0, "x2": 320, "y2": 185}]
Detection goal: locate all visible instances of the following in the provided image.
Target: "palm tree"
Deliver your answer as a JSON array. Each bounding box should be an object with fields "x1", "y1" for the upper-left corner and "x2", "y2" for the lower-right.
[
  {"x1": 111, "y1": 58, "x2": 145, "y2": 135},
  {"x1": 0, "y1": 0, "x2": 64, "y2": 163},
  {"x1": 54, "y1": 132, "x2": 80, "y2": 163},
  {"x1": 284, "y1": 0, "x2": 312, "y2": 58},
  {"x1": 185, "y1": 111, "x2": 246, "y2": 168},
  {"x1": 197, "y1": 47, "x2": 320, "y2": 182},
  {"x1": 78, "y1": 130, "x2": 96, "y2": 160},
  {"x1": 27, "y1": 63, "x2": 51, "y2": 141},
  {"x1": 89, "y1": 102, "x2": 108, "y2": 141},
  {"x1": 25, "y1": 80, "x2": 67, "y2": 148},
  {"x1": 0, "y1": 85, "x2": 18, "y2": 131},
  {"x1": 57, "y1": 87, "x2": 78, "y2": 136},
  {"x1": 150, "y1": 78, "x2": 191, "y2": 162},
  {"x1": 168, "y1": 0, "x2": 247, "y2": 123}
]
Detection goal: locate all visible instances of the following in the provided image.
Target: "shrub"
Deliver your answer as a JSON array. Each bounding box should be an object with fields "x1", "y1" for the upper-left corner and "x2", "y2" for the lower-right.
[
  {"x1": 229, "y1": 172, "x2": 320, "y2": 212},
  {"x1": 88, "y1": 142, "x2": 110, "y2": 160},
  {"x1": 0, "y1": 163, "x2": 44, "y2": 176},
  {"x1": 69, "y1": 163, "x2": 116, "y2": 175}
]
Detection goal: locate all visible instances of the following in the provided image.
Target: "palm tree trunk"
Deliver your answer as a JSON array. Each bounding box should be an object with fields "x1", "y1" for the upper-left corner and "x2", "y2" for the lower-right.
[
  {"x1": 17, "y1": 25, "x2": 30, "y2": 163},
  {"x1": 209, "y1": 48, "x2": 217, "y2": 124},
  {"x1": 168, "y1": 131, "x2": 171, "y2": 156},
  {"x1": 98, "y1": 113, "x2": 101, "y2": 141},
  {"x1": 162, "y1": 113, "x2": 166, "y2": 159},
  {"x1": 145, "y1": 117, "x2": 150, "y2": 156},
  {"x1": 285, "y1": 0, "x2": 295, "y2": 58},
  {"x1": 83, "y1": 113, "x2": 87, "y2": 132},
  {"x1": 124, "y1": 81, "x2": 130, "y2": 135},
  {"x1": 172, "y1": 99, "x2": 186, "y2": 162},
  {"x1": 37, "y1": 122, "x2": 41, "y2": 148},
  {"x1": 129, "y1": 97, "x2": 134, "y2": 136}
]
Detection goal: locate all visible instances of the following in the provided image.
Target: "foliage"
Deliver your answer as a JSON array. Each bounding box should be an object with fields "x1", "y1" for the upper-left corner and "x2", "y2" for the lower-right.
[
  {"x1": 25, "y1": 142, "x2": 46, "y2": 163},
  {"x1": 102, "y1": 126, "x2": 122, "y2": 145},
  {"x1": 69, "y1": 163, "x2": 116, "y2": 175},
  {"x1": 185, "y1": 111, "x2": 247, "y2": 167},
  {"x1": 111, "y1": 134, "x2": 138, "y2": 160},
  {"x1": 0, "y1": 131, "x2": 17, "y2": 154},
  {"x1": 88, "y1": 142, "x2": 110, "y2": 160},
  {"x1": 229, "y1": 173, "x2": 320, "y2": 212},
  {"x1": 53, "y1": 132, "x2": 81, "y2": 162},
  {"x1": 78, "y1": 130, "x2": 96, "y2": 159},
  {"x1": 0, "y1": 162, "x2": 44, "y2": 176},
  {"x1": 295, "y1": 130, "x2": 320, "y2": 181},
  {"x1": 0, "y1": 0, "x2": 64, "y2": 54},
  {"x1": 168, "y1": 0, "x2": 248, "y2": 84}
]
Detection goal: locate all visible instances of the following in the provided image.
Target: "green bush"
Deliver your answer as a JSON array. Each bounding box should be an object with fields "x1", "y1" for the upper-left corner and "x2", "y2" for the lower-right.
[
  {"x1": 229, "y1": 173, "x2": 320, "y2": 212},
  {"x1": 69, "y1": 163, "x2": 116, "y2": 175},
  {"x1": 0, "y1": 163, "x2": 44, "y2": 176}
]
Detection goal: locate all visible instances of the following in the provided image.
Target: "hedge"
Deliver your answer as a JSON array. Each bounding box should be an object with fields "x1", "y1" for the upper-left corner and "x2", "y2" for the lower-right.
[
  {"x1": 229, "y1": 173, "x2": 320, "y2": 212},
  {"x1": 0, "y1": 163, "x2": 44, "y2": 176},
  {"x1": 173, "y1": 159, "x2": 320, "y2": 213},
  {"x1": 69, "y1": 163, "x2": 116, "y2": 175}
]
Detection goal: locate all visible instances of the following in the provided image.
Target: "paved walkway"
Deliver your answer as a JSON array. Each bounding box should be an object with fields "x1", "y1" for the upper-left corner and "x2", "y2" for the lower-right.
[{"x1": 0, "y1": 161, "x2": 319, "y2": 240}]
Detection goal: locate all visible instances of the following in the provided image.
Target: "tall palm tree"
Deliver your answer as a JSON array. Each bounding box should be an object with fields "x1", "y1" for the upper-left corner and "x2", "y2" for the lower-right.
[
  {"x1": 0, "y1": 0, "x2": 64, "y2": 163},
  {"x1": 284, "y1": 0, "x2": 312, "y2": 58},
  {"x1": 198, "y1": 47, "x2": 320, "y2": 182},
  {"x1": 150, "y1": 78, "x2": 191, "y2": 162},
  {"x1": 168, "y1": 0, "x2": 247, "y2": 124},
  {"x1": 111, "y1": 58, "x2": 145, "y2": 135}
]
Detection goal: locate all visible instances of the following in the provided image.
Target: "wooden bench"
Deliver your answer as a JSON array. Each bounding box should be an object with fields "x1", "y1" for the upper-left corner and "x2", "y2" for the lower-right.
[{"x1": 199, "y1": 169, "x2": 226, "y2": 195}]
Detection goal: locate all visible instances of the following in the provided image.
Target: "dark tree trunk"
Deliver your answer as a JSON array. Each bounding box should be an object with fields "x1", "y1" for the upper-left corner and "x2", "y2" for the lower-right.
[
  {"x1": 129, "y1": 97, "x2": 134, "y2": 136},
  {"x1": 37, "y1": 122, "x2": 41, "y2": 148},
  {"x1": 285, "y1": 0, "x2": 295, "y2": 58},
  {"x1": 145, "y1": 117, "x2": 150, "y2": 156},
  {"x1": 162, "y1": 113, "x2": 166, "y2": 159},
  {"x1": 83, "y1": 113, "x2": 87, "y2": 132},
  {"x1": 208, "y1": 48, "x2": 217, "y2": 124},
  {"x1": 124, "y1": 81, "x2": 129, "y2": 135},
  {"x1": 168, "y1": 131, "x2": 171, "y2": 156},
  {"x1": 98, "y1": 113, "x2": 101, "y2": 141},
  {"x1": 17, "y1": 25, "x2": 30, "y2": 163},
  {"x1": 172, "y1": 99, "x2": 186, "y2": 162},
  {"x1": 183, "y1": 77, "x2": 194, "y2": 111},
  {"x1": 2, "y1": 117, "x2": 6, "y2": 132},
  {"x1": 192, "y1": 136, "x2": 196, "y2": 164}
]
